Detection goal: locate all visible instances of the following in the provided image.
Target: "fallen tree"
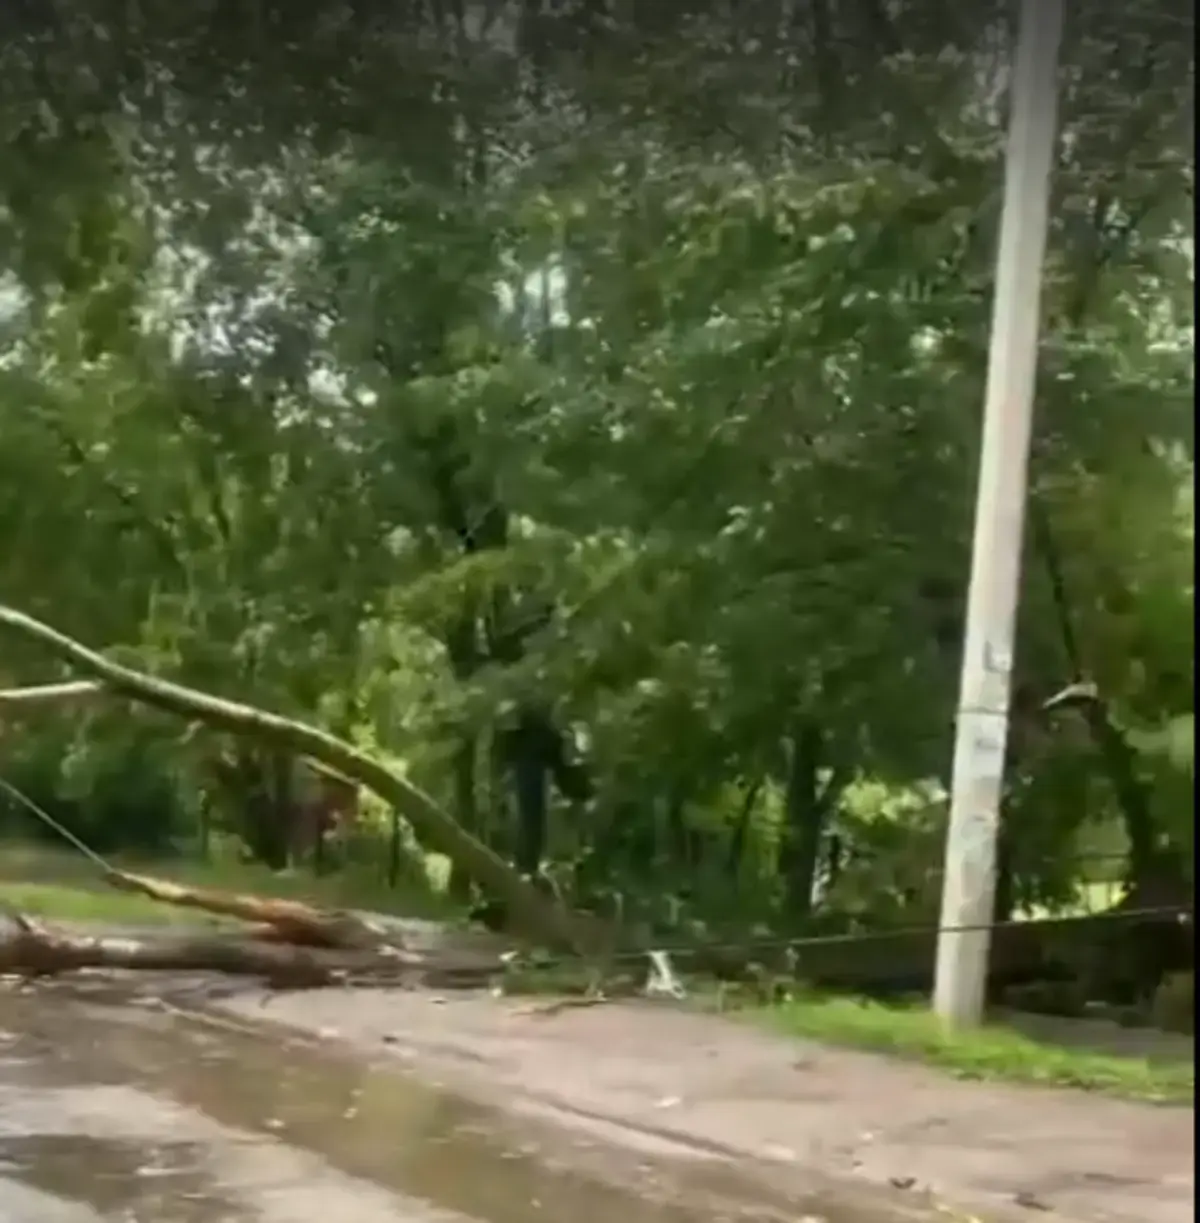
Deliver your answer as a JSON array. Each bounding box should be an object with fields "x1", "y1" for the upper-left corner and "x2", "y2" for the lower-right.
[
  {"x1": 102, "y1": 868, "x2": 396, "y2": 949},
  {"x1": 0, "y1": 604, "x2": 603, "y2": 959},
  {"x1": 7, "y1": 607, "x2": 1181, "y2": 1005},
  {"x1": 0, "y1": 910, "x2": 502, "y2": 990},
  {"x1": 0, "y1": 825, "x2": 512, "y2": 989}
]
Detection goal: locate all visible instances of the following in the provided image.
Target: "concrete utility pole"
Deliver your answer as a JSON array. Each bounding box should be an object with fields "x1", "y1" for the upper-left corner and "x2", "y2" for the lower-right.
[{"x1": 933, "y1": 0, "x2": 1065, "y2": 1027}]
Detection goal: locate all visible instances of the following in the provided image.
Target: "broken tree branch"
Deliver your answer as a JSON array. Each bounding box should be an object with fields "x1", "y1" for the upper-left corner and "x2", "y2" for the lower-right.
[
  {"x1": 101, "y1": 869, "x2": 395, "y2": 950},
  {"x1": 0, "y1": 680, "x2": 106, "y2": 707},
  {"x1": 0, "y1": 604, "x2": 600, "y2": 957},
  {"x1": 0, "y1": 918, "x2": 501, "y2": 990}
]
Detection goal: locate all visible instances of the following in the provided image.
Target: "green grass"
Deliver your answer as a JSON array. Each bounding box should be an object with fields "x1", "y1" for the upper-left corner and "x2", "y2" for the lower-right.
[
  {"x1": 747, "y1": 991, "x2": 1194, "y2": 1104},
  {"x1": 0, "y1": 840, "x2": 459, "y2": 927}
]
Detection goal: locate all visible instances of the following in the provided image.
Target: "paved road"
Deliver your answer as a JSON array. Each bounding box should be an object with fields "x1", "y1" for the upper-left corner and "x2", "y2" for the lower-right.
[{"x1": 0, "y1": 979, "x2": 822, "y2": 1222}]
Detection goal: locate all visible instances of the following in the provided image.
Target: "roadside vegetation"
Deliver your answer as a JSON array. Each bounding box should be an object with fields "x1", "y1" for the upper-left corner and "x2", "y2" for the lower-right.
[
  {"x1": 751, "y1": 993, "x2": 1194, "y2": 1103},
  {"x1": 0, "y1": 0, "x2": 1192, "y2": 1099}
]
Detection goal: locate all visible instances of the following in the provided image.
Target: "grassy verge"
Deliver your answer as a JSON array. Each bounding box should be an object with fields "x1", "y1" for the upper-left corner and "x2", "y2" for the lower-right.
[
  {"x1": 4, "y1": 841, "x2": 1190, "y2": 1105},
  {"x1": 0, "y1": 840, "x2": 459, "y2": 926},
  {"x1": 745, "y1": 990, "x2": 1194, "y2": 1104}
]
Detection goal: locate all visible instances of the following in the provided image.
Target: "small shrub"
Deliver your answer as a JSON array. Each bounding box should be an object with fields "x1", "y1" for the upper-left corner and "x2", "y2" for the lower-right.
[{"x1": 1151, "y1": 971, "x2": 1194, "y2": 1034}]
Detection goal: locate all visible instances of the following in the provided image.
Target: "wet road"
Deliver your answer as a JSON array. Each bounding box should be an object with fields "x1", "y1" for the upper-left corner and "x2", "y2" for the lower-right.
[{"x1": 0, "y1": 980, "x2": 863, "y2": 1223}]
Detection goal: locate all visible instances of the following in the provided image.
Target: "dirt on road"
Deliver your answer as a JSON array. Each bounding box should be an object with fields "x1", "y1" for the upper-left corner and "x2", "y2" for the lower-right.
[
  {"x1": 205, "y1": 983, "x2": 1195, "y2": 1223},
  {"x1": 4, "y1": 915, "x2": 1193, "y2": 1221},
  {"x1": 1, "y1": 976, "x2": 1003, "y2": 1223}
]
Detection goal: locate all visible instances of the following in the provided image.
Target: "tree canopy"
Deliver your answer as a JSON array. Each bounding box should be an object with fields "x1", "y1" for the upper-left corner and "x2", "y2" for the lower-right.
[{"x1": 0, "y1": 0, "x2": 1193, "y2": 944}]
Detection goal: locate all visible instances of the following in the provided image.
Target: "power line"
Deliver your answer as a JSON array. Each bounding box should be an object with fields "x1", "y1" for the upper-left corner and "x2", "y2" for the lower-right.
[
  {"x1": 0, "y1": 773, "x2": 114, "y2": 873},
  {"x1": 1, "y1": 769, "x2": 1187, "y2": 978}
]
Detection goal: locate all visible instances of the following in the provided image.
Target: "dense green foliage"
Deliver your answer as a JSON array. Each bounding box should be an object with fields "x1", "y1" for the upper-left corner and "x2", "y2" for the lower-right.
[{"x1": 0, "y1": 2, "x2": 1193, "y2": 945}]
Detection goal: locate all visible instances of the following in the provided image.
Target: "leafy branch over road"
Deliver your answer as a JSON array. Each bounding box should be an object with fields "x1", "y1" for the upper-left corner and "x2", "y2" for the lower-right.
[{"x1": 0, "y1": 603, "x2": 597, "y2": 958}]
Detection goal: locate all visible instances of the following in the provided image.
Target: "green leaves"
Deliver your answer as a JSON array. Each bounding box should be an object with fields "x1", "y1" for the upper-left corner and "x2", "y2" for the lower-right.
[{"x1": 0, "y1": 0, "x2": 1192, "y2": 901}]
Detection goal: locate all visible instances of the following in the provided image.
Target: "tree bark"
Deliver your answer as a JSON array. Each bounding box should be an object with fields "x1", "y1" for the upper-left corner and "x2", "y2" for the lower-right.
[
  {"x1": 447, "y1": 732, "x2": 479, "y2": 901},
  {"x1": 780, "y1": 725, "x2": 832, "y2": 917},
  {"x1": 102, "y1": 868, "x2": 392, "y2": 949},
  {"x1": 725, "y1": 777, "x2": 763, "y2": 879},
  {"x1": 1031, "y1": 505, "x2": 1169, "y2": 887},
  {"x1": 0, "y1": 913, "x2": 498, "y2": 990},
  {"x1": 0, "y1": 680, "x2": 105, "y2": 706}
]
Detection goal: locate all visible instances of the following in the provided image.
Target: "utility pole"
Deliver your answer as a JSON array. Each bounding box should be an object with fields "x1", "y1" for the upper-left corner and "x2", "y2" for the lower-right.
[{"x1": 933, "y1": 0, "x2": 1065, "y2": 1027}]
